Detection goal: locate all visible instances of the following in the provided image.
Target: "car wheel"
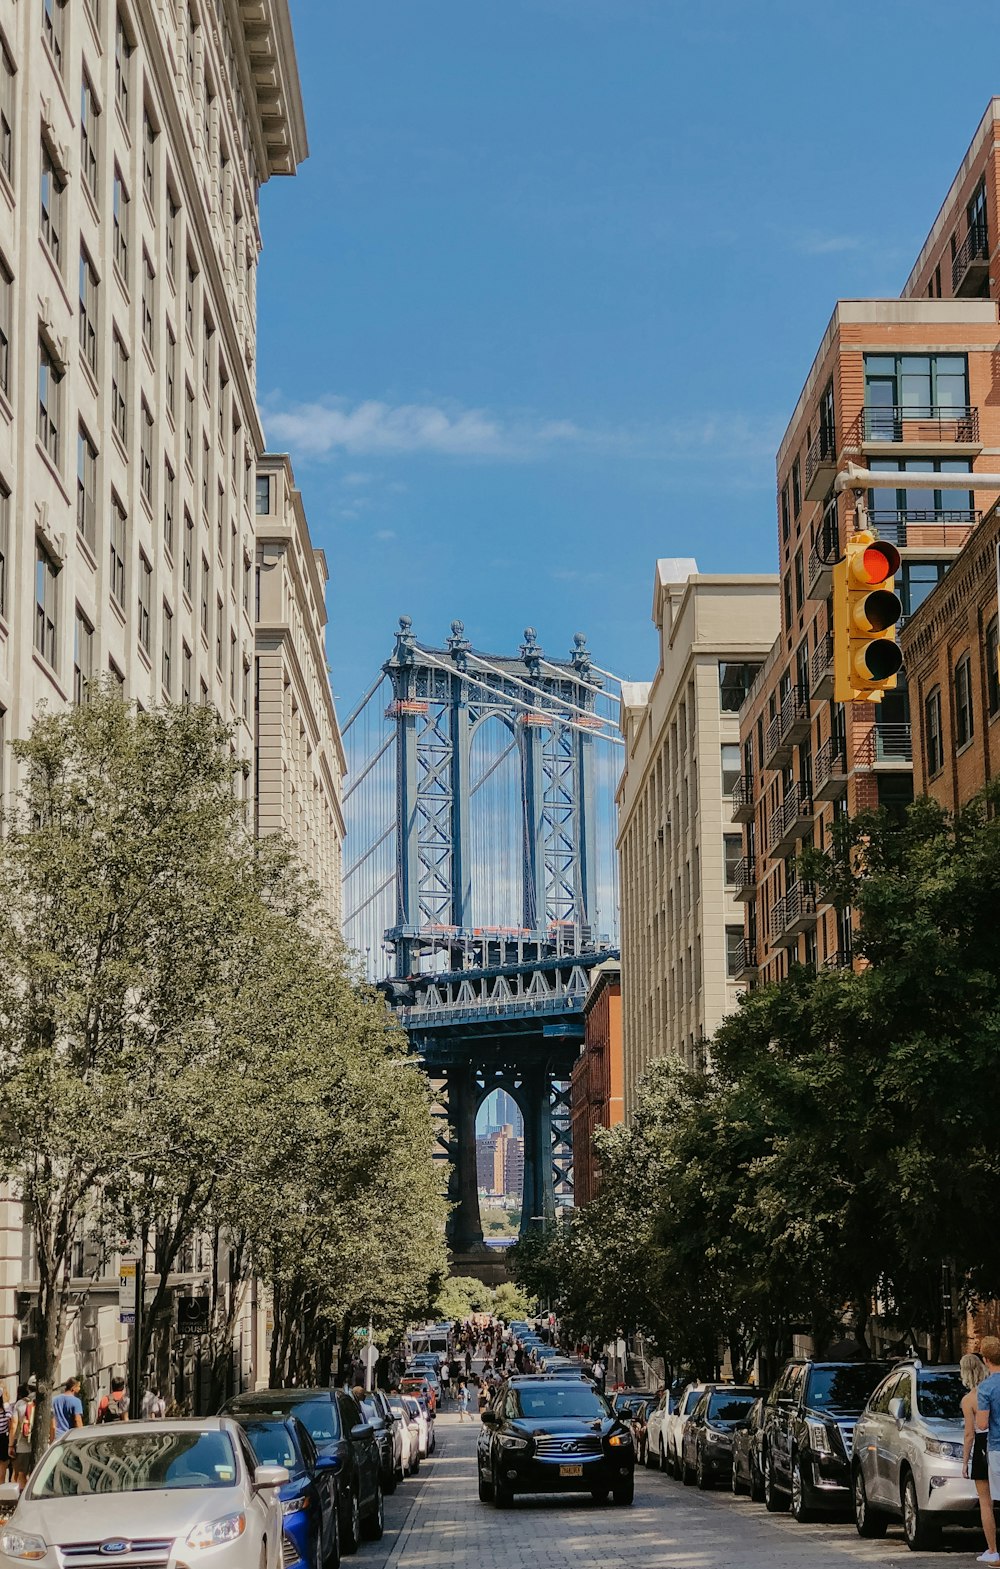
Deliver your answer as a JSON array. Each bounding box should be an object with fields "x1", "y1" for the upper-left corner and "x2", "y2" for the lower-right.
[
  {"x1": 478, "y1": 1468, "x2": 495, "y2": 1503},
  {"x1": 362, "y1": 1479, "x2": 384, "y2": 1542},
  {"x1": 790, "y1": 1455, "x2": 813, "y2": 1523},
  {"x1": 682, "y1": 1448, "x2": 694, "y2": 1486},
  {"x1": 341, "y1": 1487, "x2": 361, "y2": 1555},
  {"x1": 763, "y1": 1451, "x2": 788, "y2": 1513},
  {"x1": 902, "y1": 1470, "x2": 938, "y2": 1552},
  {"x1": 731, "y1": 1458, "x2": 743, "y2": 1496},
  {"x1": 384, "y1": 1461, "x2": 397, "y2": 1497},
  {"x1": 696, "y1": 1448, "x2": 711, "y2": 1491},
  {"x1": 612, "y1": 1475, "x2": 634, "y2": 1506},
  {"x1": 749, "y1": 1456, "x2": 765, "y2": 1505},
  {"x1": 493, "y1": 1466, "x2": 514, "y2": 1509},
  {"x1": 853, "y1": 1466, "x2": 888, "y2": 1539}
]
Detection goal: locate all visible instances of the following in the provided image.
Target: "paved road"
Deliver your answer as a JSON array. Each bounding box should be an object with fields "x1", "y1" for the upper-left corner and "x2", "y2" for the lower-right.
[{"x1": 355, "y1": 1409, "x2": 986, "y2": 1569}]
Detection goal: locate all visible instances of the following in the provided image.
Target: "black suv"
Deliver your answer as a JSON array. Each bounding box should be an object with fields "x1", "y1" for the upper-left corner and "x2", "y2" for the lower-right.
[
  {"x1": 760, "y1": 1359, "x2": 891, "y2": 1521},
  {"x1": 477, "y1": 1375, "x2": 635, "y2": 1507},
  {"x1": 222, "y1": 1387, "x2": 383, "y2": 1552}
]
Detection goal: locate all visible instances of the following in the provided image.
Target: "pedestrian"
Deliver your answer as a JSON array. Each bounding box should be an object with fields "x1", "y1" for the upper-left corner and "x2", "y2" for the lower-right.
[
  {"x1": 458, "y1": 1379, "x2": 470, "y2": 1422},
  {"x1": 439, "y1": 1359, "x2": 450, "y2": 1405},
  {"x1": 10, "y1": 1384, "x2": 33, "y2": 1490},
  {"x1": 592, "y1": 1356, "x2": 607, "y2": 1394},
  {"x1": 141, "y1": 1386, "x2": 166, "y2": 1420},
  {"x1": 0, "y1": 1385, "x2": 11, "y2": 1485},
  {"x1": 96, "y1": 1376, "x2": 130, "y2": 1424},
  {"x1": 51, "y1": 1377, "x2": 84, "y2": 1439},
  {"x1": 962, "y1": 1352, "x2": 995, "y2": 1563},
  {"x1": 975, "y1": 1338, "x2": 1000, "y2": 1564},
  {"x1": 464, "y1": 1349, "x2": 472, "y2": 1377},
  {"x1": 477, "y1": 1378, "x2": 491, "y2": 1418}
]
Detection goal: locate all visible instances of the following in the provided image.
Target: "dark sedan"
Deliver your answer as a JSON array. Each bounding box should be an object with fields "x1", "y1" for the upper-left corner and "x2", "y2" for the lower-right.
[
  {"x1": 477, "y1": 1376, "x2": 635, "y2": 1507},
  {"x1": 731, "y1": 1396, "x2": 766, "y2": 1501},
  {"x1": 680, "y1": 1386, "x2": 757, "y2": 1489},
  {"x1": 221, "y1": 1387, "x2": 383, "y2": 1554},
  {"x1": 360, "y1": 1390, "x2": 402, "y2": 1492},
  {"x1": 232, "y1": 1415, "x2": 339, "y2": 1569}
]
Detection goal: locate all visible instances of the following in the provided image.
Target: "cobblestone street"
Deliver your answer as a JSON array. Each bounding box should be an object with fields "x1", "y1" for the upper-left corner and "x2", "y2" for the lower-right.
[{"x1": 361, "y1": 1412, "x2": 986, "y2": 1569}]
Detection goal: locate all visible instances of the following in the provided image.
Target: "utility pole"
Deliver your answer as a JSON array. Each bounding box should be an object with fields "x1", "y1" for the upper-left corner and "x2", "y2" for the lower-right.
[{"x1": 130, "y1": 1230, "x2": 146, "y2": 1415}]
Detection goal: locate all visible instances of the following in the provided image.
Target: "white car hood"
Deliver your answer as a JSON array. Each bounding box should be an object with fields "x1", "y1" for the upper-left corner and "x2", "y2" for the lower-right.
[{"x1": 13, "y1": 1487, "x2": 245, "y2": 1546}]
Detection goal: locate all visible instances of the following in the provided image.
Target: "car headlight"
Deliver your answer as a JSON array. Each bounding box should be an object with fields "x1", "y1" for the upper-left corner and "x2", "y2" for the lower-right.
[
  {"x1": 805, "y1": 1420, "x2": 831, "y2": 1454},
  {"x1": 281, "y1": 1495, "x2": 310, "y2": 1516},
  {"x1": 186, "y1": 1513, "x2": 247, "y2": 1550},
  {"x1": 0, "y1": 1530, "x2": 48, "y2": 1562},
  {"x1": 500, "y1": 1436, "x2": 529, "y2": 1450},
  {"x1": 925, "y1": 1438, "x2": 963, "y2": 1459},
  {"x1": 705, "y1": 1430, "x2": 729, "y2": 1445},
  {"x1": 608, "y1": 1434, "x2": 632, "y2": 1447}
]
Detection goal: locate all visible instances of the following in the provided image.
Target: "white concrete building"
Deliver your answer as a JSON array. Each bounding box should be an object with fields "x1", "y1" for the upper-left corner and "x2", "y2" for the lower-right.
[{"x1": 616, "y1": 560, "x2": 780, "y2": 1115}]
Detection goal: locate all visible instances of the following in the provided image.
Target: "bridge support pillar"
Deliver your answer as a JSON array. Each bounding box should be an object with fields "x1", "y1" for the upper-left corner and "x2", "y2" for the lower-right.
[
  {"x1": 448, "y1": 1063, "x2": 484, "y2": 1253},
  {"x1": 521, "y1": 1066, "x2": 555, "y2": 1233}
]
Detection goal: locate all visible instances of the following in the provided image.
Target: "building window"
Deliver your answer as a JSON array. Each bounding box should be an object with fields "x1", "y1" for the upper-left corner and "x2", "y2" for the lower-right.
[
  {"x1": 255, "y1": 473, "x2": 271, "y2": 515},
  {"x1": 215, "y1": 595, "x2": 223, "y2": 670},
  {"x1": 721, "y1": 743, "x2": 740, "y2": 796},
  {"x1": 138, "y1": 553, "x2": 151, "y2": 653},
  {"x1": 163, "y1": 460, "x2": 175, "y2": 555},
  {"x1": 0, "y1": 258, "x2": 10, "y2": 397},
  {"x1": 115, "y1": 11, "x2": 132, "y2": 124},
  {"x1": 166, "y1": 191, "x2": 179, "y2": 282},
  {"x1": 141, "y1": 253, "x2": 154, "y2": 352},
  {"x1": 925, "y1": 687, "x2": 943, "y2": 777},
  {"x1": 229, "y1": 630, "x2": 237, "y2": 702},
  {"x1": 43, "y1": 0, "x2": 66, "y2": 71},
  {"x1": 719, "y1": 661, "x2": 761, "y2": 714},
  {"x1": 864, "y1": 353, "x2": 969, "y2": 436},
  {"x1": 79, "y1": 250, "x2": 98, "y2": 377},
  {"x1": 183, "y1": 511, "x2": 194, "y2": 598},
  {"x1": 185, "y1": 259, "x2": 196, "y2": 340},
  {"x1": 37, "y1": 338, "x2": 62, "y2": 464},
  {"x1": 242, "y1": 552, "x2": 251, "y2": 616},
  {"x1": 40, "y1": 141, "x2": 65, "y2": 265},
  {"x1": 184, "y1": 382, "x2": 194, "y2": 466},
  {"x1": 868, "y1": 458, "x2": 973, "y2": 536},
  {"x1": 77, "y1": 426, "x2": 97, "y2": 549},
  {"x1": 725, "y1": 925, "x2": 744, "y2": 979},
  {"x1": 111, "y1": 332, "x2": 128, "y2": 446},
  {"x1": 142, "y1": 110, "x2": 156, "y2": 206},
  {"x1": 724, "y1": 835, "x2": 742, "y2": 886},
  {"x1": 955, "y1": 654, "x2": 974, "y2": 748},
  {"x1": 0, "y1": 484, "x2": 8, "y2": 620},
  {"x1": 900, "y1": 560, "x2": 948, "y2": 618},
  {"x1": 113, "y1": 167, "x2": 129, "y2": 279},
  {"x1": 780, "y1": 483, "x2": 789, "y2": 542},
  {"x1": 200, "y1": 555, "x2": 209, "y2": 637},
  {"x1": 0, "y1": 46, "x2": 15, "y2": 183},
  {"x1": 181, "y1": 642, "x2": 192, "y2": 705},
  {"x1": 987, "y1": 618, "x2": 1000, "y2": 720},
  {"x1": 81, "y1": 77, "x2": 99, "y2": 200},
  {"x1": 162, "y1": 601, "x2": 173, "y2": 693},
  {"x1": 166, "y1": 325, "x2": 177, "y2": 417},
  {"x1": 74, "y1": 609, "x2": 93, "y2": 705},
  {"x1": 242, "y1": 657, "x2": 250, "y2": 723},
  {"x1": 791, "y1": 456, "x2": 801, "y2": 518},
  {"x1": 34, "y1": 541, "x2": 58, "y2": 666},
  {"x1": 110, "y1": 497, "x2": 126, "y2": 605},
  {"x1": 793, "y1": 548, "x2": 804, "y2": 611},
  {"x1": 140, "y1": 401, "x2": 153, "y2": 505}
]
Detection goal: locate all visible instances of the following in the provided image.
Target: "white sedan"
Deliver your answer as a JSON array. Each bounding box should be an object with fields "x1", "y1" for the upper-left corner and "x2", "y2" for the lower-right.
[
  {"x1": 0, "y1": 1419, "x2": 287, "y2": 1569},
  {"x1": 645, "y1": 1392, "x2": 673, "y2": 1467}
]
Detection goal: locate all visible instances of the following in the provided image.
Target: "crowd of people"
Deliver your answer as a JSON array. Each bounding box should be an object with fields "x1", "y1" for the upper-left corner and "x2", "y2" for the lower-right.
[{"x1": 0, "y1": 1373, "x2": 168, "y2": 1492}]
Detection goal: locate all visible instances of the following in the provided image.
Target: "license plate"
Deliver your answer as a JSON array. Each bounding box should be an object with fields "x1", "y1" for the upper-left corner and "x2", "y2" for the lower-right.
[{"x1": 559, "y1": 1464, "x2": 583, "y2": 1477}]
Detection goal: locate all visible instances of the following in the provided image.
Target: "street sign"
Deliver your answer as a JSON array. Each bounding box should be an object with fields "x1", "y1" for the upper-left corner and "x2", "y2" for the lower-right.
[
  {"x1": 119, "y1": 1259, "x2": 138, "y2": 1326},
  {"x1": 119, "y1": 1311, "x2": 135, "y2": 1326},
  {"x1": 361, "y1": 1344, "x2": 380, "y2": 1370}
]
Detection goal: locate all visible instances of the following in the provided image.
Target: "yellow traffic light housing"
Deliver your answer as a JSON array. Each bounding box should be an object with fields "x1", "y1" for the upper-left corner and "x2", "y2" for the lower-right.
[{"x1": 833, "y1": 532, "x2": 903, "y2": 703}]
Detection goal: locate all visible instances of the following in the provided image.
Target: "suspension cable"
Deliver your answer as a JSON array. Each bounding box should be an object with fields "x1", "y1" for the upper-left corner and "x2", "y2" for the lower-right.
[
  {"x1": 465, "y1": 650, "x2": 620, "y2": 735},
  {"x1": 341, "y1": 671, "x2": 389, "y2": 735},
  {"x1": 418, "y1": 651, "x2": 624, "y2": 747},
  {"x1": 344, "y1": 731, "x2": 394, "y2": 801},
  {"x1": 344, "y1": 821, "x2": 395, "y2": 880},
  {"x1": 345, "y1": 871, "x2": 395, "y2": 927},
  {"x1": 471, "y1": 739, "x2": 518, "y2": 795}
]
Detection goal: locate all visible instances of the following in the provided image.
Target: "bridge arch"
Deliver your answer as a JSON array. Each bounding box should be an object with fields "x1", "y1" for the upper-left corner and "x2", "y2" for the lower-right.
[{"x1": 469, "y1": 713, "x2": 523, "y2": 928}]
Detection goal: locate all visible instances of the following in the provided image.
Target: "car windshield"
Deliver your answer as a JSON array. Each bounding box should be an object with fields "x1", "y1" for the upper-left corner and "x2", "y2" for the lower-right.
[
  {"x1": 614, "y1": 1395, "x2": 644, "y2": 1413},
  {"x1": 31, "y1": 1432, "x2": 238, "y2": 1497},
  {"x1": 510, "y1": 1386, "x2": 610, "y2": 1420},
  {"x1": 240, "y1": 1421, "x2": 302, "y2": 1475},
  {"x1": 708, "y1": 1393, "x2": 756, "y2": 1423},
  {"x1": 683, "y1": 1388, "x2": 702, "y2": 1415},
  {"x1": 361, "y1": 1399, "x2": 381, "y2": 1424},
  {"x1": 808, "y1": 1366, "x2": 889, "y2": 1411},
  {"x1": 236, "y1": 1397, "x2": 341, "y2": 1444},
  {"x1": 917, "y1": 1370, "x2": 966, "y2": 1420}
]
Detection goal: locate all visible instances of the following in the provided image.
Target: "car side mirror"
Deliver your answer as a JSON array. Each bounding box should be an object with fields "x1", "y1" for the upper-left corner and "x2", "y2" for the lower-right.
[
  {"x1": 254, "y1": 1465, "x2": 290, "y2": 1489},
  {"x1": 314, "y1": 1454, "x2": 340, "y2": 1473},
  {"x1": 351, "y1": 1423, "x2": 374, "y2": 1442},
  {"x1": 481, "y1": 1409, "x2": 498, "y2": 1427},
  {"x1": 888, "y1": 1397, "x2": 906, "y2": 1422}
]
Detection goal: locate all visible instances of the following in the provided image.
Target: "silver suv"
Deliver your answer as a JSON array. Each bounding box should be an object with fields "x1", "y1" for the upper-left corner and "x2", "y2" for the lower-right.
[{"x1": 852, "y1": 1361, "x2": 979, "y2": 1550}]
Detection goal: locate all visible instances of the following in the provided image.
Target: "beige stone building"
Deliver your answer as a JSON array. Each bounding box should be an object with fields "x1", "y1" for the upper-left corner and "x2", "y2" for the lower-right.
[
  {"x1": 255, "y1": 453, "x2": 346, "y2": 927},
  {"x1": 616, "y1": 560, "x2": 780, "y2": 1115},
  {"x1": 0, "y1": 0, "x2": 314, "y2": 1405}
]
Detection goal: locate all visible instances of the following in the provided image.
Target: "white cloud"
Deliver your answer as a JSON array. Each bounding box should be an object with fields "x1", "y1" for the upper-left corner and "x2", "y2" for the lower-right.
[
  {"x1": 343, "y1": 472, "x2": 373, "y2": 487},
  {"x1": 375, "y1": 529, "x2": 397, "y2": 542},
  {"x1": 794, "y1": 232, "x2": 861, "y2": 256}
]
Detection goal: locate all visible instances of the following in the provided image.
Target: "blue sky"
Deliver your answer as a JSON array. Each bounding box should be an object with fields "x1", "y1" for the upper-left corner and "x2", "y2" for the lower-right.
[{"x1": 257, "y1": 0, "x2": 1000, "y2": 714}]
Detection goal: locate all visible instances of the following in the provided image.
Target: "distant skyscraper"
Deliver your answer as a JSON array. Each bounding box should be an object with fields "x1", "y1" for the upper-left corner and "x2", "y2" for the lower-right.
[{"x1": 483, "y1": 1089, "x2": 523, "y2": 1136}]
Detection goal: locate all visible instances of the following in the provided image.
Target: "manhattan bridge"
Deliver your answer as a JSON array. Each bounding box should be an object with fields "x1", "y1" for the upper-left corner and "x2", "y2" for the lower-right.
[{"x1": 343, "y1": 617, "x2": 624, "y2": 1273}]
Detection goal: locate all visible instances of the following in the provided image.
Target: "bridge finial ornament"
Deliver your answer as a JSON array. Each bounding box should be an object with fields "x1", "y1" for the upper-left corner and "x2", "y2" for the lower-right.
[{"x1": 520, "y1": 626, "x2": 542, "y2": 676}]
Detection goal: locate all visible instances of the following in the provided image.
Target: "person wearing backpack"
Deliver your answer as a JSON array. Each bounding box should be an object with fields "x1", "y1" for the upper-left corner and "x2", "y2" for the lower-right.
[{"x1": 96, "y1": 1377, "x2": 130, "y2": 1423}]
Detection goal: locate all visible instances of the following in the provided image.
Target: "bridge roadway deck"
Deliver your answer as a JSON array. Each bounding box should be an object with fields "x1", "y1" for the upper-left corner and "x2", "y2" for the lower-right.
[{"x1": 358, "y1": 1409, "x2": 980, "y2": 1569}]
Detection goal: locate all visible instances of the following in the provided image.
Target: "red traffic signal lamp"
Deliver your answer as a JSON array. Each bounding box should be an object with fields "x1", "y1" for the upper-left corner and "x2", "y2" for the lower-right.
[{"x1": 833, "y1": 533, "x2": 903, "y2": 702}]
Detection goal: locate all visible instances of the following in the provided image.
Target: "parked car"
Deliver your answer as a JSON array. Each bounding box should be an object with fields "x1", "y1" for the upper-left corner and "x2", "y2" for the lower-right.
[
  {"x1": 664, "y1": 1383, "x2": 714, "y2": 1477},
  {"x1": 387, "y1": 1394, "x2": 420, "y2": 1474},
  {"x1": 360, "y1": 1391, "x2": 402, "y2": 1493},
  {"x1": 731, "y1": 1397, "x2": 767, "y2": 1501},
  {"x1": 233, "y1": 1414, "x2": 340, "y2": 1569},
  {"x1": 222, "y1": 1387, "x2": 383, "y2": 1554},
  {"x1": 852, "y1": 1360, "x2": 977, "y2": 1550},
  {"x1": 644, "y1": 1391, "x2": 671, "y2": 1468},
  {"x1": 631, "y1": 1400, "x2": 652, "y2": 1465},
  {"x1": 612, "y1": 1391, "x2": 655, "y2": 1422},
  {"x1": 760, "y1": 1359, "x2": 891, "y2": 1521},
  {"x1": 477, "y1": 1376, "x2": 635, "y2": 1506},
  {"x1": 0, "y1": 1420, "x2": 286, "y2": 1569},
  {"x1": 401, "y1": 1373, "x2": 438, "y2": 1414},
  {"x1": 680, "y1": 1386, "x2": 757, "y2": 1490},
  {"x1": 403, "y1": 1393, "x2": 432, "y2": 1457}
]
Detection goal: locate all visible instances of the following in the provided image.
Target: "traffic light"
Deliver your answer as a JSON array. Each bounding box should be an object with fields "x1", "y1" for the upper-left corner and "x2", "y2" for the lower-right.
[{"x1": 833, "y1": 532, "x2": 903, "y2": 702}]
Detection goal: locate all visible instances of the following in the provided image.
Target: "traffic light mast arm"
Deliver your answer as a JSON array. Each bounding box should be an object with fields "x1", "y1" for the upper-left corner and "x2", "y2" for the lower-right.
[{"x1": 835, "y1": 462, "x2": 1000, "y2": 493}]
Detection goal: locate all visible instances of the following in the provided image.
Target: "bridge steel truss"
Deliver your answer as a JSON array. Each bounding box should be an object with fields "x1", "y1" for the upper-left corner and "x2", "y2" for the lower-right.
[{"x1": 377, "y1": 617, "x2": 618, "y2": 1257}]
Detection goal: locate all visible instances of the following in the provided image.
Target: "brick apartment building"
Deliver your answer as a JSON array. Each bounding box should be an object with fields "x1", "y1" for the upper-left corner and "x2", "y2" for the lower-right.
[
  {"x1": 569, "y1": 961, "x2": 624, "y2": 1205},
  {"x1": 734, "y1": 99, "x2": 1000, "y2": 985}
]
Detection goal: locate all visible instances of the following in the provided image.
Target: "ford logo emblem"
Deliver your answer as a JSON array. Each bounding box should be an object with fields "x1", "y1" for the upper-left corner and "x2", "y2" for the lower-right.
[{"x1": 100, "y1": 1543, "x2": 130, "y2": 1556}]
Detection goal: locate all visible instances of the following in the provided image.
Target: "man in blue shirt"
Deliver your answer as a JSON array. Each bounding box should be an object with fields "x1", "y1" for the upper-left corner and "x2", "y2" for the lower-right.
[
  {"x1": 975, "y1": 1337, "x2": 1000, "y2": 1564},
  {"x1": 50, "y1": 1377, "x2": 84, "y2": 1439}
]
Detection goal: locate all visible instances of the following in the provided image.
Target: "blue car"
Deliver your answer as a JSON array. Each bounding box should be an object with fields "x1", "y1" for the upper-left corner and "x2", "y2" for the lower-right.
[{"x1": 232, "y1": 1414, "x2": 340, "y2": 1569}]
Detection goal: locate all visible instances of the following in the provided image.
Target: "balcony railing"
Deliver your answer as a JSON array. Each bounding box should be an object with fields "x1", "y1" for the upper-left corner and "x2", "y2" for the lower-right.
[
  {"x1": 952, "y1": 222, "x2": 989, "y2": 294},
  {"x1": 805, "y1": 425, "x2": 838, "y2": 500},
  {"x1": 814, "y1": 735, "x2": 847, "y2": 800},
  {"x1": 767, "y1": 781, "x2": 814, "y2": 856},
  {"x1": 769, "y1": 881, "x2": 817, "y2": 947},
  {"x1": 765, "y1": 685, "x2": 811, "y2": 768},
  {"x1": 855, "y1": 404, "x2": 980, "y2": 446},
  {"x1": 855, "y1": 723, "x2": 913, "y2": 768},
  {"x1": 733, "y1": 855, "x2": 756, "y2": 901},
  {"x1": 732, "y1": 939, "x2": 758, "y2": 979},
  {"x1": 730, "y1": 774, "x2": 755, "y2": 823},
  {"x1": 810, "y1": 632, "x2": 834, "y2": 700},
  {"x1": 824, "y1": 949, "x2": 854, "y2": 971},
  {"x1": 868, "y1": 507, "x2": 980, "y2": 550}
]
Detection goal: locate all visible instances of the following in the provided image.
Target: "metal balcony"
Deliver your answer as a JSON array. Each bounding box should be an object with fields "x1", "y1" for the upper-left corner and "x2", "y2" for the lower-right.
[
  {"x1": 767, "y1": 781, "x2": 814, "y2": 857},
  {"x1": 868, "y1": 507, "x2": 980, "y2": 551},
  {"x1": 854, "y1": 723, "x2": 913, "y2": 769},
  {"x1": 732, "y1": 939, "x2": 758, "y2": 981},
  {"x1": 810, "y1": 632, "x2": 834, "y2": 700},
  {"x1": 807, "y1": 501, "x2": 840, "y2": 600},
  {"x1": 856, "y1": 404, "x2": 980, "y2": 450},
  {"x1": 824, "y1": 948, "x2": 854, "y2": 971},
  {"x1": 814, "y1": 735, "x2": 847, "y2": 801},
  {"x1": 730, "y1": 774, "x2": 755, "y2": 823},
  {"x1": 732, "y1": 855, "x2": 756, "y2": 902},
  {"x1": 952, "y1": 222, "x2": 990, "y2": 297},
  {"x1": 804, "y1": 426, "x2": 838, "y2": 501},
  {"x1": 764, "y1": 685, "x2": 811, "y2": 769},
  {"x1": 769, "y1": 882, "x2": 817, "y2": 948}
]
